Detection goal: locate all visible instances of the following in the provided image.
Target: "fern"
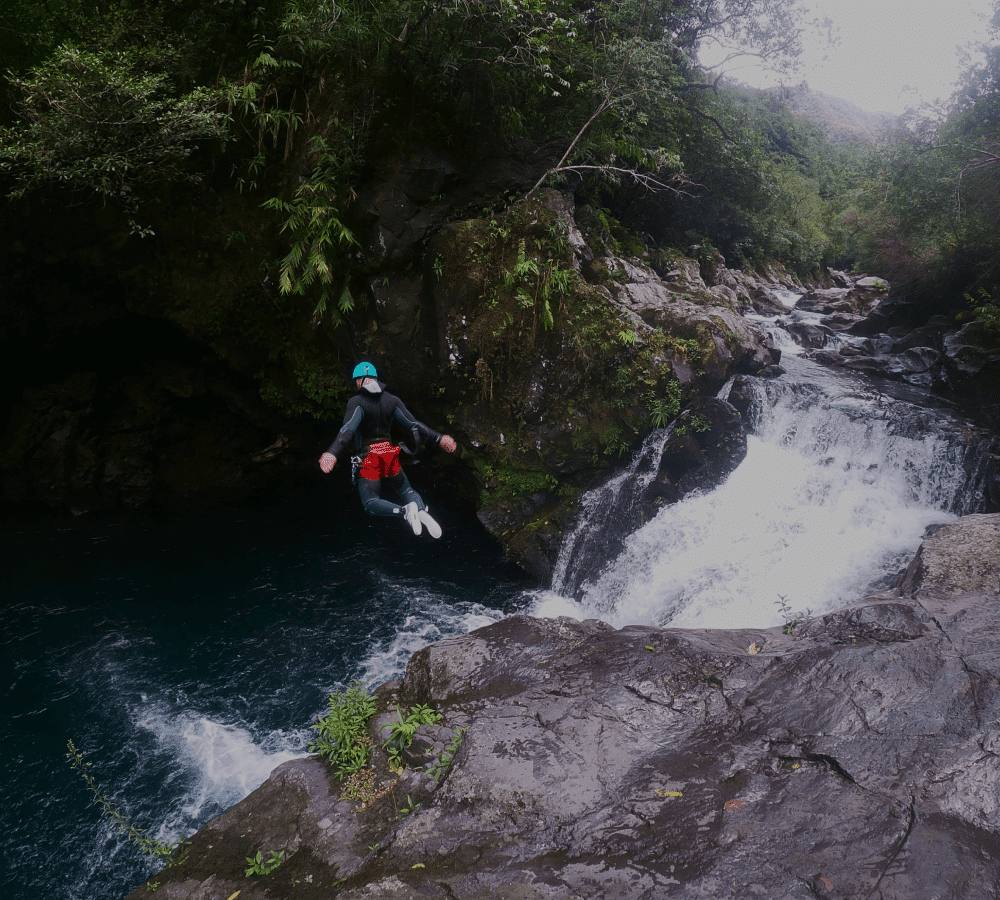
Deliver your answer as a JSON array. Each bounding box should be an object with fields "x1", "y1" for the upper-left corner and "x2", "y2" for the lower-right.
[{"x1": 261, "y1": 136, "x2": 358, "y2": 321}]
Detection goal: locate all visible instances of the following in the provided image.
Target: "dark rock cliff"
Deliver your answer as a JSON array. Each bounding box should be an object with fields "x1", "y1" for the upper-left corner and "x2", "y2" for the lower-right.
[
  {"x1": 1, "y1": 146, "x2": 787, "y2": 578},
  {"x1": 128, "y1": 513, "x2": 1000, "y2": 900}
]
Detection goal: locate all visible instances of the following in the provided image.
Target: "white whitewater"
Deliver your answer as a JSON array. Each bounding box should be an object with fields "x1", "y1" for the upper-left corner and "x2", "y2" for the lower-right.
[{"x1": 534, "y1": 350, "x2": 990, "y2": 631}]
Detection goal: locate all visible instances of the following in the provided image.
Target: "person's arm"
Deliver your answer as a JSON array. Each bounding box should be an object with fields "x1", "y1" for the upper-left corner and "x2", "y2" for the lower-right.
[
  {"x1": 319, "y1": 402, "x2": 364, "y2": 472},
  {"x1": 392, "y1": 399, "x2": 456, "y2": 454}
]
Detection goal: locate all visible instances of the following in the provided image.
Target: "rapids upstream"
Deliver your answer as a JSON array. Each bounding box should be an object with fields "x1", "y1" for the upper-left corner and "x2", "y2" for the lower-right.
[{"x1": 2, "y1": 293, "x2": 995, "y2": 900}]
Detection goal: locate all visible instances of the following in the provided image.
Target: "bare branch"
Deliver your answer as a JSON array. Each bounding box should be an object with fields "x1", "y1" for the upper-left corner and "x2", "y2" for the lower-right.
[
  {"x1": 673, "y1": 96, "x2": 737, "y2": 144},
  {"x1": 526, "y1": 0, "x2": 650, "y2": 199},
  {"x1": 542, "y1": 164, "x2": 693, "y2": 196}
]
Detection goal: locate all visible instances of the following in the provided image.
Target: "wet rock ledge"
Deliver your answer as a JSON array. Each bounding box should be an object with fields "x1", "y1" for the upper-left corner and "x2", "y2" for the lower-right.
[{"x1": 131, "y1": 514, "x2": 1000, "y2": 900}]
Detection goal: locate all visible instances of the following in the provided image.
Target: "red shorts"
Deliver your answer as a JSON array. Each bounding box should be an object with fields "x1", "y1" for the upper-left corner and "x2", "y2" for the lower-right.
[{"x1": 358, "y1": 441, "x2": 401, "y2": 480}]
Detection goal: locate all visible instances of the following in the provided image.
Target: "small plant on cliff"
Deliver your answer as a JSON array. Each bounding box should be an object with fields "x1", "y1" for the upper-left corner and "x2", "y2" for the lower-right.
[
  {"x1": 674, "y1": 412, "x2": 711, "y2": 437},
  {"x1": 427, "y1": 727, "x2": 468, "y2": 783},
  {"x1": 649, "y1": 382, "x2": 683, "y2": 428},
  {"x1": 381, "y1": 703, "x2": 442, "y2": 770},
  {"x1": 66, "y1": 740, "x2": 182, "y2": 862},
  {"x1": 308, "y1": 681, "x2": 377, "y2": 777},
  {"x1": 775, "y1": 594, "x2": 811, "y2": 635},
  {"x1": 397, "y1": 795, "x2": 421, "y2": 819},
  {"x1": 245, "y1": 848, "x2": 291, "y2": 877}
]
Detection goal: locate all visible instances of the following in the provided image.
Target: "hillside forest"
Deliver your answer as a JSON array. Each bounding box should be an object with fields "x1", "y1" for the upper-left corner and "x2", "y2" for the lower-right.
[{"x1": 1, "y1": 0, "x2": 1000, "y2": 530}]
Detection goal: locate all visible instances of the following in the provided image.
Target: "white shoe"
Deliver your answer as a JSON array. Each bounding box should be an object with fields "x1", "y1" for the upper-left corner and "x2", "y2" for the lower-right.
[
  {"x1": 404, "y1": 502, "x2": 422, "y2": 535},
  {"x1": 418, "y1": 509, "x2": 442, "y2": 539}
]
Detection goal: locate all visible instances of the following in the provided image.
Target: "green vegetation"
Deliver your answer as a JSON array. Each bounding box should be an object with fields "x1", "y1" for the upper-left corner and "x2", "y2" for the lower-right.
[
  {"x1": 308, "y1": 681, "x2": 377, "y2": 777},
  {"x1": 245, "y1": 848, "x2": 291, "y2": 877},
  {"x1": 261, "y1": 136, "x2": 359, "y2": 321},
  {"x1": 0, "y1": 46, "x2": 228, "y2": 233},
  {"x1": 66, "y1": 739, "x2": 185, "y2": 863},
  {"x1": 477, "y1": 461, "x2": 560, "y2": 507},
  {"x1": 310, "y1": 684, "x2": 461, "y2": 817},
  {"x1": 0, "y1": 0, "x2": 842, "y2": 317},
  {"x1": 836, "y1": 2, "x2": 1000, "y2": 332},
  {"x1": 967, "y1": 289, "x2": 1000, "y2": 334},
  {"x1": 775, "y1": 594, "x2": 811, "y2": 636},
  {"x1": 381, "y1": 703, "x2": 442, "y2": 771},
  {"x1": 397, "y1": 795, "x2": 420, "y2": 819},
  {"x1": 8, "y1": 0, "x2": 999, "y2": 313},
  {"x1": 427, "y1": 728, "x2": 467, "y2": 784},
  {"x1": 674, "y1": 412, "x2": 711, "y2": 437}
]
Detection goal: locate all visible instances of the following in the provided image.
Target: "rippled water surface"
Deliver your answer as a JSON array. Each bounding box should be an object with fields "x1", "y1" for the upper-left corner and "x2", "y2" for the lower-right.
[{"x1": 1, "y1": 483, "x2": 531, "y2": 900}]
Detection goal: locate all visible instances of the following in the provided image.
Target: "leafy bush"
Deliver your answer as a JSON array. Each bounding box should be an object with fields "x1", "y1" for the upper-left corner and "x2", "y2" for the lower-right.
[
  {"x1": 967, "y1": 288, "x2": 1000, "y2": 336},
  {"x1": 308, "y1": 681, "x2": 377, "y2": 777},
  {"x1": 0, "y1": 46, "x2": 228, "y2": 231}
]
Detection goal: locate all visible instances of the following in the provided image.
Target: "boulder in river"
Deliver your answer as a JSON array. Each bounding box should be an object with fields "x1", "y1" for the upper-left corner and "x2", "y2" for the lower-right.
[{"x1": 783, "y1": 320, "x2": 831, "y2": 349}]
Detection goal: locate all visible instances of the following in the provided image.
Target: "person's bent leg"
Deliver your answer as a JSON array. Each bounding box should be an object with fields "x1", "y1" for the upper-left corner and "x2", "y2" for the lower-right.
[
  {"x1": 360, "y1": 475, "x2": 423, "y2": 534},
  {"x1": 385, "y1": 472, "x2": 441, "y2": 539},
  {"x1": 385, "y1": 470, "x2": 426, "y2": 511},
  {"x1": 357, "y1": 477, "x2": 406, "y2": 517}
]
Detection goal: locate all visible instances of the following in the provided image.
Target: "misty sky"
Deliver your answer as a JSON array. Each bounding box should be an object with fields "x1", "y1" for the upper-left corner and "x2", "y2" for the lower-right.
[{"x1": 701, "y1": 0, "x2": 996, "y2": 114}]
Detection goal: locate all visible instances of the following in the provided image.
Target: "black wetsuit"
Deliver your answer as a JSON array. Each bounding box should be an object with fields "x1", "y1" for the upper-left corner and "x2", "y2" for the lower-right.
[
  {"x1": 326, "y1": 382, "x2": 442, "y2": 517},
  {"x1": 326, "y1": 382, "x2": 442, "y2": 459}
]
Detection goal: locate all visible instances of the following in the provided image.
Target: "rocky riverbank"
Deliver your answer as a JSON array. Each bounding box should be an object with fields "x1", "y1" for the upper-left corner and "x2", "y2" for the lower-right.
[
  {"x1": 771, "y1": 268, "x2": 1000, "y2": 433},
  {"x1": 129, "y1": 512, "x2": 1000, "y2": 900}
]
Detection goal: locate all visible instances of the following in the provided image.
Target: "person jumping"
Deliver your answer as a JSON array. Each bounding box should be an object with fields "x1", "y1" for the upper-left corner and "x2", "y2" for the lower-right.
[{"x1": 318, "y1": 362, "x2": 457, "y2": 537}]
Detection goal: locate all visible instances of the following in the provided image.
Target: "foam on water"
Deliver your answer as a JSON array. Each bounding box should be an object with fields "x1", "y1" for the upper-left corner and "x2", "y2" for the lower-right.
[
  {"x1": 531, "y1": 436, "x2": 951, "y2": 630},
  {"x1": 774, "y1": 289, "x2": 801, "y2": 308},
  {"x1": 358, "y1": 594, "x2": 508, "y2": 686},
  {"x1": 744, "y1": 311, "x2": 803, "y2": 354},
  {"x1": 529, "y1": 591, "x2": 587, "y2": 621},
  {"x1": 1, "y1": 478, "x2": 532, "y2": 900},
  {"x1": 135, "y1": 708, "x2": 307, "y2": 838}
]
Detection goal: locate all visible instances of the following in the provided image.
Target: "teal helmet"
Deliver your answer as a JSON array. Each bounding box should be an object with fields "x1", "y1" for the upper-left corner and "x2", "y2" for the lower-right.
[{"x1": 352, "y1": 361, "x2": 377, "y2": 380}]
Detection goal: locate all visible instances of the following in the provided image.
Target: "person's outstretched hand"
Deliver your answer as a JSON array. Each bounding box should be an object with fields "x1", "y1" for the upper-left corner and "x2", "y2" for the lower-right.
[
  {"x1": 319, "y1": 452, "x2": 336, "y2": 473},
  {"x1": 439, "y1": 435, "x2": 457, "y2": 453}
]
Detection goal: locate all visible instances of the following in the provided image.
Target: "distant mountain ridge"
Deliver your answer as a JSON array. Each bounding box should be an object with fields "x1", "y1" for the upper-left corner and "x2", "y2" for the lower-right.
[{"x1": 775, "y1": 85, "x2": 899, "y2": 143}]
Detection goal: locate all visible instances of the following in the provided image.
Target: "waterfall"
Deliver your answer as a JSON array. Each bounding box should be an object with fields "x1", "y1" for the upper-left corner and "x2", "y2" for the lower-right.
[
  {"x1": 549, "y1": 427, "x2": 671, "y2": 597},
  {"x1": 533, "y1": 353, "x2": 996, "y2": 631}
]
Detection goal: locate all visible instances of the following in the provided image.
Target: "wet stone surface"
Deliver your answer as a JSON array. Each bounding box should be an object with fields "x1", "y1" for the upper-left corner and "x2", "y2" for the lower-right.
[{"x1": 131, "y1": 515, "x2": 1000, "y2": 900}]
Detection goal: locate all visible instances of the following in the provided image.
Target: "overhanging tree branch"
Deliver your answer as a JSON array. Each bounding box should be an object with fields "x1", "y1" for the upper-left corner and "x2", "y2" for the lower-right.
[{"x1": 526, "y1": 0, "x2": 653, "y2": 198}]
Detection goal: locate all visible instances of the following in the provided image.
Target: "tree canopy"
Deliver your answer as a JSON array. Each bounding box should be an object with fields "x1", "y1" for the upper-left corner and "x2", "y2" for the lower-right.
[
  {"x1": 828, "y1": 1, "x2": 1000, "y2": 328},
  {"x1": 0, "y1": 0, "x2": 879, "y2": 305}
]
